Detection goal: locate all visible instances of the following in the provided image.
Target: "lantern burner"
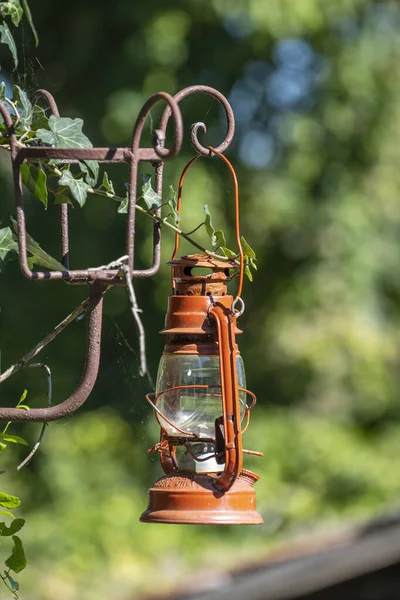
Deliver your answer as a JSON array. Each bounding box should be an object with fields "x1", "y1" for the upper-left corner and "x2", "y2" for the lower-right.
[{"x1": 169, "y1": 254, "x2": 234, "y2": 297}]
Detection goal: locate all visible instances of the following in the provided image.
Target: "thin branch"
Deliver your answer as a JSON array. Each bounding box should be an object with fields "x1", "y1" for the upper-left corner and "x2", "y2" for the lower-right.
[
  {"x1": 17, "y1": 362, "x2": 52, "y2": 470},
  {"x1": 122, "y1": 264, "x2": 153, "y2": 386},
  {"x1": 0, "y1": 296, "x2": 89, "y2": 385}
]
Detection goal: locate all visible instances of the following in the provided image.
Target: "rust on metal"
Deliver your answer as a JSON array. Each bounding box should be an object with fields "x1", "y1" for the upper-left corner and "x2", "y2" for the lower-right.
[
  {"x1": 0, "y1": 281, "x2": 105, "y2": 421},
  {"x1": 140, "y1": 470, "x2": 263, "y2": 526},
  {"x1": 0, "y1": 85, "x2": 237, "y2": 424}
]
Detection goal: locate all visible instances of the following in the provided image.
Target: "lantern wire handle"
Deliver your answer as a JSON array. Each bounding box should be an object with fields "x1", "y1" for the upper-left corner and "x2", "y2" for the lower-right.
[{"x1": 170, "y1": 148, "x2": 244, "y2": 303}]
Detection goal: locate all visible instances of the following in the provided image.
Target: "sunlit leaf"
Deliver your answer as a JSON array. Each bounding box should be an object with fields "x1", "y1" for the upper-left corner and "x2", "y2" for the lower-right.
[
  {"x1": 101, "y1": 171, "x2": 115, "y2": 195},
  {"x1": 167, "y1": 185, "x2": 180, "y2": 226},
  {"x1": 0, "y1": 82, "x2": 6, "y2": 102},
  {"x1": 0, "y1": 226, "x2": 18, "y2": 272},
  {"x1": 0, "y1": 434, "x2": 27, "y2": 446},
  {"x1": 0, "y1": 22, "x2": 17, "y2": 68},
  {"x1": 140, "y1": 174, "x2": 161, "y2": 210},
  {"x1": 11, "y1": 218, "x2": 65, "y2": 271},
  {"x1": 21, "y1": 0, "x2": 38, "y2": 46},
  {"x1": 20, "y1": 164, "x2": 48, "y2": 208},
  {"x1": 0, "y1": 494, "x2": 20, "y2": 510},
  {"x1": 204, "y1": 205, "x2": 226, "y2": 249},
  {"x1": 58, "y1": 171, "x2": 90, "y2": 208},
  {"x1": 240, "y1": 236, "x2": 256, "y2": 259},
  {"x1": 80, "y1": 160, "x2": 99, "y2": 187},
  {"x1": 37, "y1": 116, "x2": 92, "y2": 149},
  {"x1": 13, "y1": 85, "x2": 32, "y2": 129},
  {"x1": 0, "y1": 1, "x2": 23, "y2": 27}
]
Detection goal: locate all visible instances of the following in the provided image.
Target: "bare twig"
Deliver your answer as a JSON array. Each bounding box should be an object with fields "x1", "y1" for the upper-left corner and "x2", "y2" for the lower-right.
[
  {"x1": 17, "y1": 362, "x2": 52, "y2": 470},
  {"x1": 0, "y1": 296, "x2": 89, "y2": 385},
  {"x1": 87, "y1": 254, "x2": 128, "y2": 272},
  {"x1": 122, "y1": 264, "x2": 153, "y2": 386}
]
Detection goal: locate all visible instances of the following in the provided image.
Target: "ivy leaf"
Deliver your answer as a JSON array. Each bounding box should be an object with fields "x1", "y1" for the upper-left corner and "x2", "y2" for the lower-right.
[
  {"x1": 10, "y1": 217, "x2": 65, "y2": 271},
  {"x1": 204, "y1": 205, "x2": 226, "y2": 249},
  {"x1": 20, "y1": 163, "x2": 48, "y2": 208},
  {"x1": 167, "y1": 185, "x2": 180, "y2": 226},
  {"x1": 0, "y1": 494, "x2": 20, "y2": 510},
  {"x1": 101, "y1": 171, "x2": 115, "y2": 195},
  {"x1": 140, "y1": 174, "x2": 161, "y2": 210},
  {"x1": 16, "y1": 389, "x2": 27, "y2": 407},
  {"x1": 221, "y1": 247, "x2": 237, "y2": 259},
  {"x1": 13, "y1": 85, "x2": 32, "y2": 130},
  {"x1": 0, "y1": 22, "x2": 18, "y2": 68},
  {"x1": 0, "y1": 226, "x2": 18, "y2": 272},
  {"x1": 58, "y1": 171, "x2": 90, "y2": 208},
  {"x1": 37, "y1": 116, "x2": 92, "y2": 149},
  {"x1": 0, "y1": 433, "x2": 27, "y2": 445},
  {"x1": 53, "y1": 188, "x2": 73, "y2": 206},
  {"x1": 240, "y1": 236, "x2": 256, "y2": 259},
  {"x1": 249, "y1": 257, "x2": 257, "y2": 271},
  {"x1": 0, "y1": 1, "x2": 23, "y2": 27},
  {"x1": 5, "y1": 536, "x2": 26, "y2": 573},
  {"x1": 80, "y1": 160, "x2": 99, "y2": 187},
  {"x1": 118, "y1": 198, "x2": 128, "y2": 214},
  {"x1": 0, "y1": 518, "x2": 25, "y2": 537},
  {"x1": 21, "y1": 0, "x2": 39, "y2": 46},
  {"x1": 245, "y1": 265, "x2": 253, "y2": 282},
  {"x1": 0, "y1": 82, "x2": 6, "y2": 102},
  {"x1": 32, "y1": 105, "x2": 48, "y2": 130}
]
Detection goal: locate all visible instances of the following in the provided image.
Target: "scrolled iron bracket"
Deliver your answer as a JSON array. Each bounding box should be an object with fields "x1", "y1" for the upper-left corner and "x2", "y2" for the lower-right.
[{"x1": 0, "y1": 85, "x2": 235, "y2": 422}]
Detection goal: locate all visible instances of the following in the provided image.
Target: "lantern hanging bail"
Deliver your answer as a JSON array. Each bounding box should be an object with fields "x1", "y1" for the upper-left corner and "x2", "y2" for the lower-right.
[{"x1": 171, "y1": 147, "x2": 244, "y2": 308}]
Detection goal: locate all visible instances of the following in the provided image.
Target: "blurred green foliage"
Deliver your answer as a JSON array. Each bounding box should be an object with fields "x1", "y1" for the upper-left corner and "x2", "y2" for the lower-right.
[{"x1": 1, "y1": 0, "x2": 400, "y2": 598}]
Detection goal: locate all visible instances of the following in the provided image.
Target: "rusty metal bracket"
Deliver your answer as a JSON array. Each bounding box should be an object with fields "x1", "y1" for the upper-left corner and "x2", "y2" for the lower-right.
[{"x1": 0, "y1": 85, "x2": 235, "y2": 421}]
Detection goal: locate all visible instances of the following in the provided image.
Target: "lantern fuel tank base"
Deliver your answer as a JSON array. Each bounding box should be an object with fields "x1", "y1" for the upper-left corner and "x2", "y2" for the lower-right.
[{"x1": 140, "y1": 470, "x2": 263, "y2": 525}]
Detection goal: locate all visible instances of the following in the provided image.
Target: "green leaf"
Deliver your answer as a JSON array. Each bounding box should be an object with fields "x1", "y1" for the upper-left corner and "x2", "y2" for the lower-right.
[
  {"x1": 12, "y1": 85, "x2": 32, "y2": 130},
  {"x1": 16, "y1": 390, "x2": 27, "y2": 407},
  {"x1": 0, "y1": 1, "x2": 23, "y2": 28},
  {"x1": 0, "y1": 442, "x2": 7, "y2": 452},
  {"x1": 58, "y1": 171, "x2": 90, "y2": 208},
  {"x1": 0, "y1": 82, "x2": 6, "y2": 102},
  {"x1": 5, "y1": 536, "x2": 26, "y2": 573},
  {"x1": 118, "y1": 198, "x2": 128, "y2": 214},
  {"x1": 21, "y1": 0, "x2": 38, "y2": 46},
  {"x1": 221, "y1": 247, "x2": 237, "y2": 258},
  {"x1": 101, "y1": 171, "x2": 115, "y2": 195},
  {"x1": 249, "y1": 257, "x2": 257, "y2": 271},
  {"x1": 245, "y1": 264, "x2": 253, "y2": 282},
  {"x1": 10, "y1": 218, "x2": 65, "y2": 271},
  {"x1": 0, "y1": 494, "x2": 20, "y2": 510},
  {"x1": 140, "y1": 174, "x2": 161, "y2": 210},
  {"x1": 0, "y1": 434, "x2": 27, "y2": 446},
  {"x1": 80, "y1": 160, "x2": 99, "y2": 186},
  {"x1": 0, "y1": 227, "x2": 18, "y2": 272},
  {"x1": 0, "y1": 519, "x2": 25, "y2": 537},
  {"x1": 32, "y1": 104, "x2": 48, "y2": 130},
  {"x1": 204, "y1": 205, "x2": 226, "y2": 249},
  {"x1": 37, "y1": 115, "x2": 92, "y2": 149},
  {"x1": 0, "y1": 512, "x2": 14, "y2": 519},
  {"x1": 20, "y1": 164, "x2": 48, "y2": 208},
  {"x1": 167, "y1": 185, "x2": 180, "y2": 226},
  {"x1": 4, "y1": 572, "x2": 18, "y2": 592},
  {"x1": 240, "y1": 236, "x2": 256, "y2": 259},
  {"x1": 53, "y1": 189, "x2": 73, "y2": 206},
  {"x1": 0, "y1": 22, "x2": 17, "y2": 68}
]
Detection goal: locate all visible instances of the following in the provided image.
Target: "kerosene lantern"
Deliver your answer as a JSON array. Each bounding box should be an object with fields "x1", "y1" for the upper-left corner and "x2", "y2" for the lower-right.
[{"x1": 140, "y1": 149, "x2": 263, "y2": 525}]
